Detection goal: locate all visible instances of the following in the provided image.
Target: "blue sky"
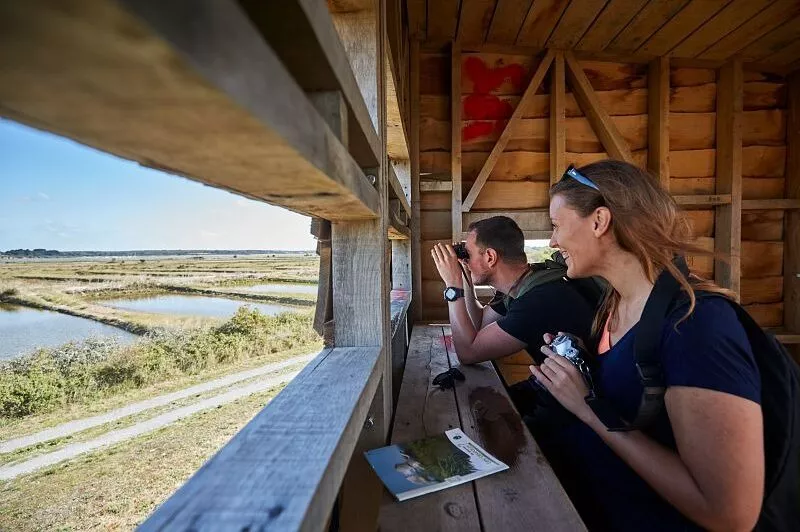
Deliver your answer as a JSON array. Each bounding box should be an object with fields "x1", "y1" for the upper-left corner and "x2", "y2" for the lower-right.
[{"x1": 0, "y1": 119, "x2": 315, "y2": 251}]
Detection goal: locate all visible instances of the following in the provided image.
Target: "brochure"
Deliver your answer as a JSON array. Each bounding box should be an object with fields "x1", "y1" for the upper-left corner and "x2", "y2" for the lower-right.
[{"x1": 364, "y1": 428, "x2": 509, "y2": 501}]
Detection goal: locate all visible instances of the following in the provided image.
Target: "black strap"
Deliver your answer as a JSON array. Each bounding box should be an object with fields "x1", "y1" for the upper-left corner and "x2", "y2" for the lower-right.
[{"x1": 587, "y1": 257, "x2": 689, "y2": 431}]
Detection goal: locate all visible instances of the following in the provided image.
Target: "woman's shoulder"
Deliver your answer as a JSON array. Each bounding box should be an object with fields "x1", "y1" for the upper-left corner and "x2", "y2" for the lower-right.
[{"x1": 660, "y1": 294, "x2": 760, "y2": 402}]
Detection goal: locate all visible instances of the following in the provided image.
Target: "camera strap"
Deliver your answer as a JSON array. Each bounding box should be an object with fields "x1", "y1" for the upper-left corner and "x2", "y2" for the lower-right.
[{"x1": 586, "y1": 257, "x2": 690, "y2": 432}]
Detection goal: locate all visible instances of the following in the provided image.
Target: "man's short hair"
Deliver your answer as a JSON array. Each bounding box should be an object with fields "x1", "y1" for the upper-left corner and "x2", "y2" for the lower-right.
[{"x1": 467, "y1": 216, "x2": 527, "y2": 264}]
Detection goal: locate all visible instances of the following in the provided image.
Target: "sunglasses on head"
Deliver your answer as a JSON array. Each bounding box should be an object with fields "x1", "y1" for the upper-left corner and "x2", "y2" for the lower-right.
[{"x1": 562, "y1": 164, "x2": 600, "y2": 191}]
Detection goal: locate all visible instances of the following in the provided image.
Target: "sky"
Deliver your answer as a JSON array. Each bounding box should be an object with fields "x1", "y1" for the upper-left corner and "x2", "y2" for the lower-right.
[{"x1": 0, "y1": 119, "x2": 316, "y2": 251}]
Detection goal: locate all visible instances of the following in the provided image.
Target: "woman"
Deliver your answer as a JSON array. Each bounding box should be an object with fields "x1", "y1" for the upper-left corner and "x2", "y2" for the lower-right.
[{"x1": 530, "y1": 160, "x2": 763, "y2": 531}]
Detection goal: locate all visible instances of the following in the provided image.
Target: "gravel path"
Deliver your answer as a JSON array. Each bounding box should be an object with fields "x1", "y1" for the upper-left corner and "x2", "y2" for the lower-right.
[
  {"x1": 0, "y1": 367, "x2": 303, "y2": 481},
  {"x1": 1, "y1": 352, "x2": 317, "y2": 454}
]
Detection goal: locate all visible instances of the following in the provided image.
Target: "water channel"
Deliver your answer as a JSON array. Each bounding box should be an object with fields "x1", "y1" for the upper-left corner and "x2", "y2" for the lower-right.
[
  {"x1": 0, "y1": 303, "x2": 137, "y2": 360},
  {"x1": 239, "y1": 283, "x2": 318, "y2": 295},
  {"x1": 100, "y1": 294, "x2": 294, "y2": 318}
]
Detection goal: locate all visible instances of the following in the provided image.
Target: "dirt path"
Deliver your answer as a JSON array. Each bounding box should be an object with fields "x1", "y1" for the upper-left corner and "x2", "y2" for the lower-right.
[
  {"x1": 1, "y1": 351, "x2": 317, "y2": 455},
  {"x1": 0, "y1": 366, "x2": 303, "y2": 481}
]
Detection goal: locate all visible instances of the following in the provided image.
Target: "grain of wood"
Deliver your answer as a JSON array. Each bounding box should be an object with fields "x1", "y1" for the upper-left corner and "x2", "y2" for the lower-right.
[
  {"x1": 670, "y1": 0, "x2": 773, "y2": 58},
  {"x1": 575, "y1": 0, "x2": 649, "y2": 52},
  {"x1": 785, "y1": 73, "x2": 799, "y2": 343},
  {"x1": 516, "y1": 0, "x2": 571, "y2": 48},
  {"x1": 457, "y1": 0, "x2": 498, "y2": 44},
  {"x1": 452, "y1": 42, "x2": 463, "y2": 240},
  {"x1": 547, "y1": 0, "x2": 608, "y2": 50},
  {"x1": 487, "y1": 0, "x2": 534, "y2": 44},
  {"x1": 741, "y1": 276, "x2": 784, "y2": 305},
  {"x1": 462, "y1": 51, "x2": 555, "y2": 211},
  {"x1": 649, "y1": 56, "x2": 670, "y2": 189},
  {"x1": 426, "y1": 0, "x2": 460, "y2": 41},
  {"x1": 714, "y1": 60, "x2": 743, "y2": 294},
  {"x1": 551, "y1": 52, "x2": 566, "y2": 185},
  {"x1": 741, "y1": 210, "x2": 784, "y2": 241},
  {"x1": 636, "y1": 0, "x2": 731, "y2": 57},
  {"x1": 442, "y1": 327, "x2": 587, "y2": 531},
  {"x1": 0, "y1": 0, "x2": 381, "y2": 221},
  {"x1": 140, "y1": 347, "x2": 384, "y2": 530},
  {"x1": 379, "y1": 325, "x2": 481, "y2": 532},
  {"x1": 565, "y1": 53, "x2": 634, "y2": 161},
  {"x1": 700, "y1": 1, "x2": 800, "y2": 61},
  {"x1": 606, "y1": 0, "x2": 692, "y2": 53}
]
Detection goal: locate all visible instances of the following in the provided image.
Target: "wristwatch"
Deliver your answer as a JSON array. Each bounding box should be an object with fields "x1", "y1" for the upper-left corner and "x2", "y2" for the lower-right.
[{"x1": 443, "y1": 286, "x2": 465, "y2": 302}]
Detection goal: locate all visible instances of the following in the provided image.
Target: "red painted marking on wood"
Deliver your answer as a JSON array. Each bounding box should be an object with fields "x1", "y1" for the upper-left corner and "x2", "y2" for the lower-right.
[
  {"x1": 462, "y1": 121, "x2": 495, "y2": 142},
  {"x1": 463, "y1": 94, "x2": 513, "y2": 120},
  {"x1": 463, "y1": 57, "x2": 526, "y2": 94}
]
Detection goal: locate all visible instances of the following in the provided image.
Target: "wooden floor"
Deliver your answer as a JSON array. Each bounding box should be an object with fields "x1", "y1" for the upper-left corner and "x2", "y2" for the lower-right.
[{"x1": 379, "y1": 324, "x2": 585, "y2": 531}]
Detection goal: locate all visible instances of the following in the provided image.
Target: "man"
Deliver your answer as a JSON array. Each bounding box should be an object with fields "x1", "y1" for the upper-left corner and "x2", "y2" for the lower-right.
[{"x1": 430, "y1": 216, "x2": 597, "y2": 368}]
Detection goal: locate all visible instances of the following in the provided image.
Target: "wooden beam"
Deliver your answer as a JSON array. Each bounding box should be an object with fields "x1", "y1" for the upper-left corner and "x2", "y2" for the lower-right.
[
  {"x1": 786, "y1": 72, "x2": 800, "y2": 348},
  {"x1": 715, "y1": 60, "x2": 744, "y2": 295},
  {"x1": 462, "y1": 50, "x2": 555, "y2": 212},
  {"x1": 140, "y1": 347, "x2": 383, "y2": 530},
  {"x1": 386, "y1": 59, "x2": 410, "y2": 160},
  {"x1": 239, "y1": 0, "x2": 381, "y2": 167},
  {"x1": 742, "y1": 199, "x2": 800, "y2": 210},
  {"x1": 420, "y1": 180, "x2": 453, "y2": 192},
  {"x1": 0, "y1": 0, "x2": 380, "y2": 221},
  {"x1": 451, "y1": 41, "x2": 463, "y2": 240},
  {"x1": 673, "y1": 194, "x2": 732, "y2": 206},
  {"x1": 389, "y1": 164, "x2": 411, "y2": 218},
  {"x1": 648, "y1": 55, "x2": 670, "y2": 190},
  {"x1": 564, "y1": 52, "x2": 634, "y2": 163},
  {"x1": 410, "y1": 39, "x2": 423, "y2": 322},
  {"x1": 463, "y1": 209, "x2": 552, "y2": 233},
  {"x1": 550, "y1": 52, "x2": 566, "y2": 186}
]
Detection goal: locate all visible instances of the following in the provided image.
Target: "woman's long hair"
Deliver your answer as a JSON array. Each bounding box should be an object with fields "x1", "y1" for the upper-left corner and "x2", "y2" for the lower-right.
[{"x1": 550, "y1": 159, "x2": 735, "y2": 337}]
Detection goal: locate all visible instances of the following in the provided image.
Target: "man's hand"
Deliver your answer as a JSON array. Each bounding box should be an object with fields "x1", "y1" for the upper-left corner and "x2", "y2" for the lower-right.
[{"x1": 431, "y1": 243, "x2": 463, "y2": 287}]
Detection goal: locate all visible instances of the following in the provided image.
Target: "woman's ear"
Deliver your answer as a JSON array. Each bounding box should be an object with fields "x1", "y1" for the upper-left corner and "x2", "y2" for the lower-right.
[{"x1": 593, "y1": 207, "x2": 612, "y2": 237}]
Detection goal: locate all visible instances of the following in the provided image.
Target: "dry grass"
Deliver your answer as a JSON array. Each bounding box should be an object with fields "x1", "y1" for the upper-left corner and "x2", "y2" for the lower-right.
[{"x1": 0, "y1": 387, "x2": 283, "y2": 531}]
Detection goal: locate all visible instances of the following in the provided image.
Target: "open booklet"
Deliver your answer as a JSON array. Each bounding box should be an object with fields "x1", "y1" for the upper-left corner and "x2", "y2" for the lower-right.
[{"x1": 364, "y1": 428, "x2": 509, "y2": 501}]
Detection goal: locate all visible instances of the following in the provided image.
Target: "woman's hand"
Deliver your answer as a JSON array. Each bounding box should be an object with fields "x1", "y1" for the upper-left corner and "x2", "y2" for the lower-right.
[
  {"x1": 431, "y1": 243, "x2": 464, "y2": 287},
  {"x1": 530, "y1": 332, "x2": 594, "y2": 423}
]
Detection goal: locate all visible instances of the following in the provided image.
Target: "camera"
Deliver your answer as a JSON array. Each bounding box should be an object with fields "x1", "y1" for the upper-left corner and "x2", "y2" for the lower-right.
[
  {"x1": 548, "y1": 333, "x2": 595, "y2": 391},
  {"x1": 452, "y1": 242, "x2": 469, "y2": 260}
]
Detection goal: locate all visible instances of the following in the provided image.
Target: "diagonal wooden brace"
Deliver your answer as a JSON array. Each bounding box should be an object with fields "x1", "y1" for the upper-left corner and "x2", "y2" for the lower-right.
[
  {"x1": 461, "y1": 50, "x2": 556, "y2": 212},
  {"x1": 564, "y1": 51, "x2": 633, "y2": 163}
]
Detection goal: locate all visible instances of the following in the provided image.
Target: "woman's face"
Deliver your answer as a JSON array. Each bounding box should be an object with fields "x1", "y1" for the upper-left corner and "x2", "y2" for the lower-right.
[{"x1": 549, "y1": 194, "x2": 604, "y2": 278}]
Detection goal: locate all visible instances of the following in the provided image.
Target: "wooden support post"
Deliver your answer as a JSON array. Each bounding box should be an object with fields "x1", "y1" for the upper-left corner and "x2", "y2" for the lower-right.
[
  {"x1": 648, "y1": 55, "x2": 669, "y2": 190},
  {"x1": 715, "y1": 60, "x2": 743, "y2": 295},
  {"x1": 308, "y1": 91, "x2": 349, "y2": 347},
  {"x1": 391, "y1": 160, "x2": 412, "y2": 290},
  {"x1": 451, "y1": 40, "x2": 463, "y2": 240},
  {"x1": 330, "y1": 3, "x2": 390, "y2": 529},
  {"x1": 410, "y1": 39, "x2": 422, "y2": 322},
  {"x1": 564, "y1": 51, "x2": 634, "y2": 163},
  {"x1": 786, "y1": 72, "x2": 800, "y2": 358},
  {"x1": 550, "y1": 51, "x2": 566, "y2": 186},
  {"x1": 463, "y1": 50, "x2": 555, "y2": 211}
]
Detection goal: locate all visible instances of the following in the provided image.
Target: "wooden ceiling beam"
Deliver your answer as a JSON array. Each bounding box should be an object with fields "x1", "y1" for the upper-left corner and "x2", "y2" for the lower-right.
[
  {"x1": 239, "y1": 0, "x2": 381, "y2": 168},
  {"x1": 0, "y1": 0, "x2": 381, "y2": 221}
]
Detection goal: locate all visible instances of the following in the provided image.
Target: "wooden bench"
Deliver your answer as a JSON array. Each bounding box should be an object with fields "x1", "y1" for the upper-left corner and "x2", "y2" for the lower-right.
[{"x1": 380, "y1": 324, "x2": 585, "y2": 531}]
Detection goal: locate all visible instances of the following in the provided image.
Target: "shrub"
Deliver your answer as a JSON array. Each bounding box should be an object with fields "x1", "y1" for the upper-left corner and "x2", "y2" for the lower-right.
[{"x1": 0, "y1": 307, "x2": 319, "y2": 419}]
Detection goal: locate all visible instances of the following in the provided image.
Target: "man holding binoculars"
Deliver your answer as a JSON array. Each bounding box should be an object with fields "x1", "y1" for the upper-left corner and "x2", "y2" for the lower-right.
[{"x1": 430, "y1": 215, "x2": 597, "y2": 373}]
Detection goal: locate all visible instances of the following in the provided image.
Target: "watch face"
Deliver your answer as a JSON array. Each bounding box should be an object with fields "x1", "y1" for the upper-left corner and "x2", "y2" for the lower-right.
[{"x1": 444, "y1": 288, "x2": 456, "y2": 300}]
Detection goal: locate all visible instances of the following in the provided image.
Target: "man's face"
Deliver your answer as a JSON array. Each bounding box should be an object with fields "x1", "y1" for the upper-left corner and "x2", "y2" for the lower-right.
[{"x1": 463, "y1": 231, "x2": 493, "y2": 286}]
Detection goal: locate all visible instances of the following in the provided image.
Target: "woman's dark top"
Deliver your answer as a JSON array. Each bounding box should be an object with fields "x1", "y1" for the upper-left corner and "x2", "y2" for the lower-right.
[{"x1": 536, "y1": 297, "x2": 761, "y2": 531}]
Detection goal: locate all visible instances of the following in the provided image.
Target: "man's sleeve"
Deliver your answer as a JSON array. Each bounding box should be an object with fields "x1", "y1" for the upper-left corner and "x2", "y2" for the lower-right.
[
  {"x1": 488, "y1": 290, "x2": 507, "y2": 316},
  {"x1": 494, "y1": 285, "x2": 553, "y2": 346}
]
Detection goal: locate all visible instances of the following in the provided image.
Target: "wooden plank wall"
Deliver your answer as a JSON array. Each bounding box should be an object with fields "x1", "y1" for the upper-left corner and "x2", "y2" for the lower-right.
[{"x1": 415, "y1": 47, "x2": 793, "y2": 330}]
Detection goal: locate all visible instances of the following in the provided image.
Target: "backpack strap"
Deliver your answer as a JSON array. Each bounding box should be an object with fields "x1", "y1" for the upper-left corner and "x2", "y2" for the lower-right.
[{"x1": 586, "y1": 257, "x2": 688, "y2": 431}]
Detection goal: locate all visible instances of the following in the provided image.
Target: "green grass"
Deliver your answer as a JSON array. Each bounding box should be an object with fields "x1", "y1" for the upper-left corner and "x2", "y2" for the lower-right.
[
  {"x1": 0, "y1": 387, "x2": 284, "y2": 531},
  {"x1": 0, "y1": 308, "x2": 321, "y2": 420}
]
